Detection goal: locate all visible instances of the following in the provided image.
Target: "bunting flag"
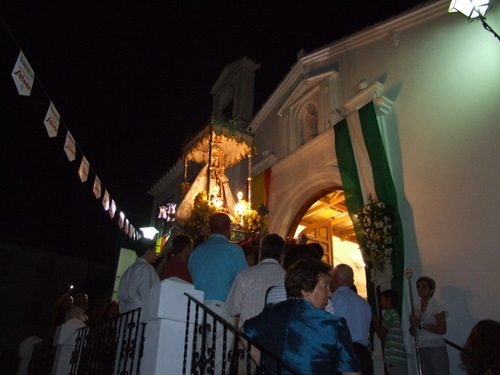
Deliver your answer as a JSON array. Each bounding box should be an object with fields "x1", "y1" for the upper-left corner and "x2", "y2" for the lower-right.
[
  {"x1": 64, "y1": 131, "x2": 76, "y2": 161},
  {"x1": 102, "y1": 190, "x2": 110, "y2": 211},
  {"x1": 118, "y1": 212, "x2": 125, "y2": 229},
  {"x1": 93, "y1": 176, "x2": 101, "y2": 199},
  {"x1": 11, "y1": 51, "x2": 34, "y2": 96},
  {"x1": 334, "y1": 101, "x2": 404, "y2": 313},
  {"x1": 78, "y1": 156, "x2": 89, "y2": 182},
  {"x1": 4, "y1": 33, "x2": 144, "y2": 242},
  {"x1": 43, "y1": 102, "x2": 60, "y2": 138},
  {"x1": 109, "y1": 199, "x2": 116, "y2": 219}
]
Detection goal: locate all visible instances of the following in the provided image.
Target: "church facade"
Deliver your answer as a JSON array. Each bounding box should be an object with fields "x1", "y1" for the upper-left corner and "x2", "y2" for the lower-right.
[{"x1": 149, "y1": 1, "x2": 500, "y2": 374}]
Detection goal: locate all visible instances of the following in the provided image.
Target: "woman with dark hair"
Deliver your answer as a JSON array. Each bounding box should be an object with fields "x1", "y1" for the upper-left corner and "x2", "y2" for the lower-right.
[
  {"x1": 243, "y1": 258, "x2": 360, "y2": 375},
  {"x1": 410, "y1": 276, "x2": 450, "y2": 375},
  {"x1": 462, "y1": 319, "x2": 500, "y2": 375},
  {"x1": 159, "y1": 234, "x2": 194, "y2": 283}
]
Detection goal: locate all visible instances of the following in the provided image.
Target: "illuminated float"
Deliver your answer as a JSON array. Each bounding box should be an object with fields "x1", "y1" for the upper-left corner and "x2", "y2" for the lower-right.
[{"x1": 174, "y1": 118, "x2": 267, "y2": 244}]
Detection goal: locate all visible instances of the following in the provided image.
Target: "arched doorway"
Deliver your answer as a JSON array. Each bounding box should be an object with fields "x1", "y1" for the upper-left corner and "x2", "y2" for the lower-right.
[{"x1": 286, "y1": 189, "x2": 368, "y2": 298}]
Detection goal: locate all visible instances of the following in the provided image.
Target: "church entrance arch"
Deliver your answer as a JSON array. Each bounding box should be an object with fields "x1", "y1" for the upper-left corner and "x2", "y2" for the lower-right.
[{"x1": 286, "y1": 188, "x2": 368, "y2": 298}]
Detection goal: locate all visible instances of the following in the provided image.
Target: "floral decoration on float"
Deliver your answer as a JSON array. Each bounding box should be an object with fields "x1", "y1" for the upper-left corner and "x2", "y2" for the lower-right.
[
  {"x1": 356, "y1": 194, "x2": 395, "y2": 287},
  {"x1": 185, "y1": 191, "x2": 216, "y2": 240},
  {"x1": 184, "y1": 190, "x2": 269, "y2": 243}
]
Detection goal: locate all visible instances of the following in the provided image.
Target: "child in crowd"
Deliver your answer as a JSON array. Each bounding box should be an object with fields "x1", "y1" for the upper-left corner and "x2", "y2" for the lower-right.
[{"x1": 373, "y1": 289, "x2": 408, "y2": 375}]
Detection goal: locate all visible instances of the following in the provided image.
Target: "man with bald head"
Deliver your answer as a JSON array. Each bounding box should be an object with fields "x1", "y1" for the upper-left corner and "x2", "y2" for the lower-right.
[
  {"x1": 188, "y1": 212, "x2": 248, "y2": 373},
  {"x1": 331, "y1": 264, "x2": 373, "y2": 375}
]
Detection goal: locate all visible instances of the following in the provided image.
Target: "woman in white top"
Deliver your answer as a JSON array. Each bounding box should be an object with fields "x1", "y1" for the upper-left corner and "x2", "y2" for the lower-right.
[{"x1": 410, "y1": 276, "x2": 450, "y2": 375}]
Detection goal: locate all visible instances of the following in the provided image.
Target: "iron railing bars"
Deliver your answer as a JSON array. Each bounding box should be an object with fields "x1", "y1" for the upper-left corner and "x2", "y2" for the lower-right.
[
  {"x1": 28, "y1": 340, "x2": 55, "y2": 375},
  {"x1": 183, "y1": 293, "x2": 295, "y2": 375},
  {"x1": 67, "y1": 307, "x2": 144, "y2": 375}
]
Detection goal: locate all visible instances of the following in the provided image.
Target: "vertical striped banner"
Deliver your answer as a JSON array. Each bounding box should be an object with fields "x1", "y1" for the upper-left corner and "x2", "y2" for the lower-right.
[{"x1": 335, "y1": 101, "x2": 404, "y2": 314}]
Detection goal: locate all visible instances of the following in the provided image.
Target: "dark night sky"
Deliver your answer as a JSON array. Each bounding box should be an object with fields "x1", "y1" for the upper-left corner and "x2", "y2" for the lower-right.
[{"x1": 0, "y1": 0, "x2": 427, "y2": 264}]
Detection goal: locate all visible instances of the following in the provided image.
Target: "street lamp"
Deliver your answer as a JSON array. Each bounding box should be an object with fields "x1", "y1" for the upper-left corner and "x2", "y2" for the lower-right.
[
  {"x1": 140, "y1": 226, "x2": 159, "y2": 240},
  {"x1": 449, "y1": 0, "x2": 500, "y2": 41}
]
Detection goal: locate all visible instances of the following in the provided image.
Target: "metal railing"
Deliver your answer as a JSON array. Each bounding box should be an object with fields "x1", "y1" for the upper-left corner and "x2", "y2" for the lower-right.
[
  {"x1": 28, "y1": 340, "x2": 55, "y2": 375},
  {"x1": 183, "y1": 293, "x2": 296, "y2": 375},
  {"x1": 69, "y1": 308, "x2": 145, "y2": 375}
]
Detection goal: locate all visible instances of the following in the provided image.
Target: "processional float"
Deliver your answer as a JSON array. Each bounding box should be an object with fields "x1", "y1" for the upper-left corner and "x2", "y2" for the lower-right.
[{"x1": 174, "y1": 118, "x2": 258, "y2": 243}]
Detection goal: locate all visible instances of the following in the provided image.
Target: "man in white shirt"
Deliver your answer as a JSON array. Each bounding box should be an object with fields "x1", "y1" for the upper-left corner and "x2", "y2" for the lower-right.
[
  {"x1": 227, "y1": 233, "x2": 286, "y2": 328},
  {"x1": 118, "y1": 238, "x2": 159, "y2": 313}
]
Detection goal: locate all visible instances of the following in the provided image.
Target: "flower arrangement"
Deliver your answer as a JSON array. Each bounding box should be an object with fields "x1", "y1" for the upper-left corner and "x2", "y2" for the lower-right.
[
  {"x1": 233, "y1": 203, "x2": 267, "y2": 232},
  {"x1": 356, "y1": 194, "x2": 394, "y2": 285},
  {"x1": 185, "y1": 191, "x2": 216, "y2": 239},
  {"x1": 241, "y1": 210, "x2": 261, "y2": 232}
]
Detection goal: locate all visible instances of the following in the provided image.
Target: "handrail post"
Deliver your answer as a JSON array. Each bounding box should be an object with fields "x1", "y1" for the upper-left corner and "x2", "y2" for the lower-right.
[
  {"x1": 51, "y1": 319, "x2": 85, "y2": 375},
  {"x1": 140, "y1": 277, "x2": 204, "y2": 375}
]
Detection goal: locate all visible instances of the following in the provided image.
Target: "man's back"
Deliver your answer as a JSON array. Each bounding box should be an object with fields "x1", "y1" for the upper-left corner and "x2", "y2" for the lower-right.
[
  {"x1": 226, "y1": 258, "x2": 285, "y2": 327},
  {"x1": 331, "y1": 286, "x2": 372, "y2": 345},
  {"x1": 188, "y1": 234, "x2": 247, "y2": 301},
  {"x1": 119, "y1": 257, "x2": 159, "y2": 312}
]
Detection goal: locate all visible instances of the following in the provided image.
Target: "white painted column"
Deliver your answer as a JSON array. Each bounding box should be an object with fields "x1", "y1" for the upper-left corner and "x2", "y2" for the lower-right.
[
  {"x1": 16, "y1": 335, "x2": 42, "y2": 375},
  {"x1": 51, "y1": 319, "x2": 86, "y2": 375},
  {"x1": 140, "y1": 277, "x2": 204, "y2": 375}
]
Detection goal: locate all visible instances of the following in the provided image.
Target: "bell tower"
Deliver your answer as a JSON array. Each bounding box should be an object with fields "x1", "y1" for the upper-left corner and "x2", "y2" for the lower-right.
[{"x1": 210, "y1": 57, "x2": 260, "y2": 128}]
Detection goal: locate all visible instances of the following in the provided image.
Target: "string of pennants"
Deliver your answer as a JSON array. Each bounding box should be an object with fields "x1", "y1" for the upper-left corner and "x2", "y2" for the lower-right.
[{"x1": 10, "y1": 50, "x2": 141, "y2": 241}]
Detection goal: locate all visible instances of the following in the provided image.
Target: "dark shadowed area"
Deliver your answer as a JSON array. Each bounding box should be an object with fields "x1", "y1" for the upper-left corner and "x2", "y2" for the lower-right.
[{"x1": 1, "y1": 1, "x2": 427, "y2": 263}]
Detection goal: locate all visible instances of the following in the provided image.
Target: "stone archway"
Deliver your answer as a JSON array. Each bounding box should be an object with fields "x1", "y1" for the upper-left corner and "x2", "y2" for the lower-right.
[{"x1": 286, "y1": 188, "x2": 368, "y2": 298}]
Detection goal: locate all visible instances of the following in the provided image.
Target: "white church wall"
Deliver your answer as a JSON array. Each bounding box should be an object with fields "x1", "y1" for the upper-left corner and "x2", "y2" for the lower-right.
[
  {"x1": 149, "y1": 2, "x2": 499, "y2": 373},
  {"x1": 249, "y1": 1, "x2": 500, "y2": 373}
]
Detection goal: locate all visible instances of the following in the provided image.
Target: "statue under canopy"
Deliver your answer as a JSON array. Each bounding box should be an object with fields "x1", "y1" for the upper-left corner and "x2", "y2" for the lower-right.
[{"x1": 175, "y1": 119, "x2": 255, "y2": 224}]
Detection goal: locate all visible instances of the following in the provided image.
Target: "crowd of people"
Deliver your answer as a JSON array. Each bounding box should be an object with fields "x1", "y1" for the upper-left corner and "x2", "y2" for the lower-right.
[{"x1": 48, "y1": 212, "x2": 499, "y2": 375}]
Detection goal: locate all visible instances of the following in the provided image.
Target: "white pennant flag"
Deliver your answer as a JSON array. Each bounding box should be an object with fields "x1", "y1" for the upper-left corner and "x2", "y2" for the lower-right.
[
  {"x1": 93, "y1": 176, "x2": 101, "y2": 199},
  {"x1": 64, "y1": 131, "x2": 76, "y2": 161},
  {"x1": 118, "y1": 212, "x2": 125, "y2": 229},
  {"x1": 102, "y1": 190, "x2": 110, "y2": 211},
  {"x1": 124, "y1": 219, "x2": 130, "y2": 235},
  {"x1": 43, "y1": 102, "x2": 60, "y2": 137},
  {"x1": 78, "y1": 156, "x2": 89, "y2": 182},
  {"x1": 109, "y1": 200, "x2": 116, "y2": 219},
  {"x1": 11, "y1": 51, "x2": 35, "y2": 96}
]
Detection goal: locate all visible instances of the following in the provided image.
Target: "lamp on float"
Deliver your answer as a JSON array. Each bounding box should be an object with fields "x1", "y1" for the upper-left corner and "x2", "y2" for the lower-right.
[
  {"x1": 140, "y1": 227, "x2": 159, "y2": 240},
  {"x1": 234, "y1": 191, "x2": 247, "y2": 226},
  {"x1": 449, "y1": 0, "x2": 500, "y2": 41}
]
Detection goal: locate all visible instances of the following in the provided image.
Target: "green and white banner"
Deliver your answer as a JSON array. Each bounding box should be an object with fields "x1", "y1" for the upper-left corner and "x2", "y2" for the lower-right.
[{"x1": 334, "y1": 101, "x2": 404, "y2": 312}]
